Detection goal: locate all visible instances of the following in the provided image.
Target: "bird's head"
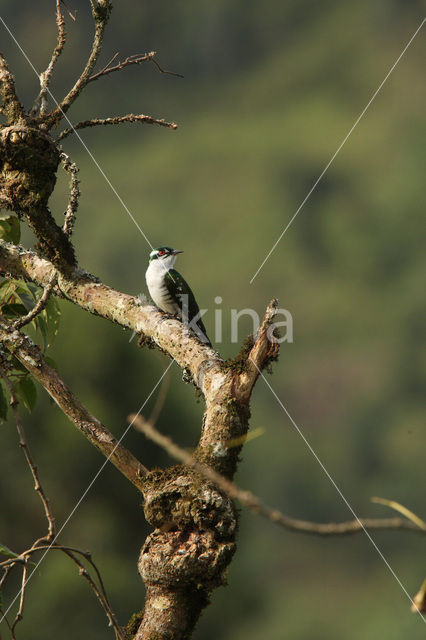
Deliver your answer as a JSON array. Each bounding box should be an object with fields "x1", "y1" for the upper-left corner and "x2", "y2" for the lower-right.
[{"x1": 149, "y1": 246, "x2": 183, "y2": 268}]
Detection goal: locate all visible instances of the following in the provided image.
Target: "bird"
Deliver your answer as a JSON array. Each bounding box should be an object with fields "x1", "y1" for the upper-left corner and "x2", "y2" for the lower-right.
[{"x1": 145, "y1": 246, "x2": 211, "y2": 346}]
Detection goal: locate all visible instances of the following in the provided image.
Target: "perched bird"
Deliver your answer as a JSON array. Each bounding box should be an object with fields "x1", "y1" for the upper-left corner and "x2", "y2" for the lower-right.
[{"x1": 145, "y1": 246, "x2": 211, "y2": 346}]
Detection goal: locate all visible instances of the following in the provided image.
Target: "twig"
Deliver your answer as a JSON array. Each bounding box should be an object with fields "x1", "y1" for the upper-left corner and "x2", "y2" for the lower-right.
[
  {"x1": 41, "y1": 0, "x2": 112, "y2": 128},
  {"x1": 12, "y1": 273, "x2": 57, "y2": 331},
  {"x1": 150, "y1": 56, "x2": 184, "y2": 78},
  {"x1": 56, "y1": 113, "x2": 178, "y2": 141},
  {"x1": 60, "y1": 151, "x2": 81, "y2": 236},
  {"x1": 61, "y1": 548, "x2": 123, "y2": 639},
  {"x1": 60, "y1": 0, "x2": 77, "y2": 22},
  {"x1": 147, "y1": 371, "x2": 170, "y2": 425},
  {"x1": 10, "y1": 560, "x2": 28, "y2": 637},
  {"x1": 0, "y1": 368, "x2": 56, "y2": 543},
  {"x1": 130, "y1": 415, "x2": 426, "y2": 537},
  {"x1": 0, "y1": 544, "x2": 123, "y2": 639},
  {"x1": 31, "y1": 0, "x2": 66, "y2": 116},
  {"x1": 88, "y1": 52, "x2": 154, "y2": 82}
]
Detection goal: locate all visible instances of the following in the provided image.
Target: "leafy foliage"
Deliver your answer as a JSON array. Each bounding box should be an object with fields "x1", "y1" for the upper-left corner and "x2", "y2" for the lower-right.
[{"x1": 0, "y1": 277, "x2": 60, "y2": 421}]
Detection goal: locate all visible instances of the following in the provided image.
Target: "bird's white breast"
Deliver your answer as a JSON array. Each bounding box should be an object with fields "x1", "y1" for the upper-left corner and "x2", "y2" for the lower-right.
[{"x1": 145, "y1": 261, "x2": 180, "y2": 315}]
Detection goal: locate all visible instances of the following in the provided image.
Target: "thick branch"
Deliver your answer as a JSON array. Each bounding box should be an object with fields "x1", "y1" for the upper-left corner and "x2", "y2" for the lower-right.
[
  {"x1": 0, "y1": 53, "x2": 25, "y2": 123},
  {"x1": 0, "y1": 240, "x2": 275, "y2": 479},
  {"x1": 0, "y1": 240, "x2": 221, "y2": 394},
  {"x1": 0, "y1": 321, "x2": 148, "y2": 492},
  {"x1": 56, "y1": 113, "x2": 178, "y2": 142}
]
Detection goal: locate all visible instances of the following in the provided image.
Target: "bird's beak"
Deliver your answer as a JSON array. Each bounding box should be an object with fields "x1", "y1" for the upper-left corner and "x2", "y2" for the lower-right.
[{"x1": 172, "y1": 249, "x2": 184, "y2": 255}]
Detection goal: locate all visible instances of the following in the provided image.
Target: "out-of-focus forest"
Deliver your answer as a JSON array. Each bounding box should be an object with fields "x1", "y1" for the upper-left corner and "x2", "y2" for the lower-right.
[{"x1": 0, "y1": 1, "x2": 425, "y2": 638}]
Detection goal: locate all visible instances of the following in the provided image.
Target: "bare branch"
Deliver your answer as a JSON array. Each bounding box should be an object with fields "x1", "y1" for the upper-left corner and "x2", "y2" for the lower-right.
[
  {"x1": 41, "y1": 0, "x2": 113, "y2": 129},
  {"x1": 61, "y1": 548, "x2": 123, "y2": 639},
  {"x1": 0, "y1": 368, "x2": 56, "y2": 543},
  {"x1": 56, "y1": 113, "x2": 178, "y2": 142},
  {"x1": 10, "y1": 560, "x2": 28, "y2": 637},
  {"x1": 60, "y1": 151, "x2": 81, "y2": 236},
  {"x1": 87, "y1": 51, "x2": 184, "y2": 83},
  {"x1": 1, "y1": 544, "x2": 123, "y2": 639},
  {"x1": 0, "y1": 53, "x2": 25, "y2": 123},
  {"x1": 235, "y1": 298, "x2": 280, "y2": 402},
  {"x1": 131, "y1": 415, "x2": 425, "y2": 537},
  {"x1": 32, "y1": 0, "x2": 67, "y2": 116},
  {"x1": 88, "y1": 51, "x2": 154, "y2": 82},
  {"x1": 0, "y1": 322, "x2": 148, "y2": 492},
  {"x1": 12, "y1": 273, "x2": 57, "y2": 331}
]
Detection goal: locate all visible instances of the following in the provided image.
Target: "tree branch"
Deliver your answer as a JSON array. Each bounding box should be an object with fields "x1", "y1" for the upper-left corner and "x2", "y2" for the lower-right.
[
  {"x1": 41, "y1": 0, "x2": 112, "y2": 129},
  {"x1": 0, "y1": 53, "x2": 25, "y2": 123},
  {"x1": 0, "y1": 367, "x2": 56, "y2": 544},
  {"x1": 87, "y1": 51, "x2": 184, "y2": 83},
  {"x1": 56, "y1": 113, "x2": 178, "y2": 142},
  {"x1": 12, "y1": 273, "x2": 56, "y2": 330},
  {"x1": 88, "y1": 51, "x2": 155, "y2": 82},
  {"x1": 32, "y1": 0, "x2": 67, "y2": 116},
  {"x1": 0, "y1": 321, "x2": 148, "y2": 492},
  {"x1": 132, "y1": 415, "x2": 425, "y2": 537},
  {"x1": 60, "y1": 151, "x2": 81, "y2": 236}
]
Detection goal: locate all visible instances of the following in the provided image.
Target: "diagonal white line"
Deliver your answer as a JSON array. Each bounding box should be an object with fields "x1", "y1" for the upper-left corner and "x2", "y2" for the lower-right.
[
  {"x1": 0, "y1": 15, "x2": 154, "y2": 249},
  {"x1": 249, "y1": 16, "x2": 426, "y2": 284},
  {"x1": 255, "y1": 364, "x2": 426, "y2": 620},
  {"x1": 0, "y1": 359, "x2": 175, "y2": 624}
]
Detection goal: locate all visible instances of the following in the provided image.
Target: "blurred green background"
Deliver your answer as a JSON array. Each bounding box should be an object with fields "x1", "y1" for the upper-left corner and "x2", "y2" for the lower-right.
[{"x1": 0, "y1": 0, "x2": 425, "y2": 638}]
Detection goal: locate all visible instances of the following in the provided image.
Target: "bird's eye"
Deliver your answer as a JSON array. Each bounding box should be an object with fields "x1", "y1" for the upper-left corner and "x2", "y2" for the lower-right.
[{"x1": 158, "y1": 249, "x2": 165, "y2": 256}]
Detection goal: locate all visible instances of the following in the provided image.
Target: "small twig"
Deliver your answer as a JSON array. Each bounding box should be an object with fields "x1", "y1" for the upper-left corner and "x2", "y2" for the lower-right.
[
  {"x1": 88, "y1": 51, "x2": 154, "y2": 82},
  {"x1": 11, "y1": 273, "x2": 57, "y2": 331},
  {"x1": 0, "y1": 606, "x2": 14, "y2": 635},
  {"x1": 56, "y1": 112, "x2": 178, "y2": 142},
  {"x1": 60, "y1": 151, "x2": 81, "y2": 236},
  {"x1": 0, "y1": 368, "x2": 56, "y2": 543},
  {"x1": 61, "y1": 548, "x2": 123, "y2": 639},
  {"x1": 10, "y1": 560, "x2": 29, "y2": 637},
  {"x1": 130, "y1": 415, "x2": 426, "y2": 537},
  {"x1": 60, "y1": 0, "x2": 77, "y2": 22},
  {"x1": 148, "y1": 371, "x2": 170, "y2": 426},
  {"x1": 0, "y1": 544, "x2": 123, "y2": 639},
  {"x1": 150, "y1": 56, "x2": 184, "y2": 79},
  {"x1": 31, "y1": 0, "x2": 66, "y2": 116}
]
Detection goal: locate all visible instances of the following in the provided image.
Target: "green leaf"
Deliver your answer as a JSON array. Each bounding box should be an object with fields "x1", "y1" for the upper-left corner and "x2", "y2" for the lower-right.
[
  {"x1": 14, "y1": 377, "x2": 37, "y2": 412},
  {"x1": 0, "y1": 302, "x2": 27, "y2": 319},
  {"x1": 0, "y1": 381, "x2": 8, "y2": 422},
  {"x1": 0, "y1": 215, "x2": 20, "y2": 244},
  {"x1": 40, "y1": 297, "x2": 61, "y2": 348},
  {"x1": 0, "y1": 542, "x2": 19, "y2": 559}
]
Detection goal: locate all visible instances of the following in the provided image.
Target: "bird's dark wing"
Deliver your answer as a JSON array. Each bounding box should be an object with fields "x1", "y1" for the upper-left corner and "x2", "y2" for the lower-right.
[{"x1": 164, "y1": 269, "x2": 211, "y2": 346}]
